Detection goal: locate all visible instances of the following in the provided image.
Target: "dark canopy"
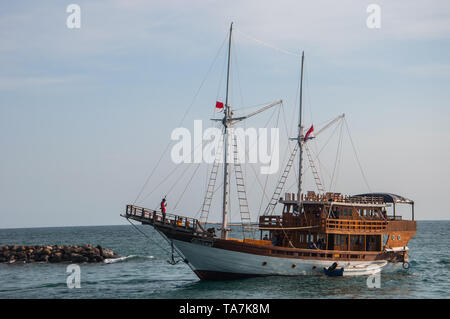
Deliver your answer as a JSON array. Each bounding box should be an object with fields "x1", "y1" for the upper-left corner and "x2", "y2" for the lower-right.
[{"x1": 353, "y1": 193, "x2": 414, "y2": 204}]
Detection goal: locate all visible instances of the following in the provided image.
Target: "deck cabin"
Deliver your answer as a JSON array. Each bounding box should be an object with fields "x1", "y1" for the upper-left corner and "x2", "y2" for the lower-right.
[{"x1": 258, "y1": 191, "x2": 417, "y2": 254}]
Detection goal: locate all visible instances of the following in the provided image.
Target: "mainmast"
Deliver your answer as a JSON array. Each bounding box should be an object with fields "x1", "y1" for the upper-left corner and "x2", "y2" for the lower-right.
[
  {"x1": 297, "y1": 51, "x2": 305, "y2": 210},
  {"x1": 221, "y1": 22, "x2": 233, "y2": 239}
]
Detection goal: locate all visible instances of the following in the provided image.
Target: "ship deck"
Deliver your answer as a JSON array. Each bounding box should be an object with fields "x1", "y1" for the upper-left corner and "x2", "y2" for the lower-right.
[{"x1": 122, "y1": 205, "x2": 402, "y2": 262}]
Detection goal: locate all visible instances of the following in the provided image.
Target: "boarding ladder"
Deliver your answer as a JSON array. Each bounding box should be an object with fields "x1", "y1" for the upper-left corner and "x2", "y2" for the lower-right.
[
  {"x1": 199, "y1": 137, "x2": 224, "y2": 225},
  {"x1": 304, "y1": 143, "x2": 325, "y2": 194},
  {"x1": 232, "y1": 135, "x2": 254, "y2": 238},
  {"x1": 263, "y1": 143, "x2": 299, "y2": 216}
]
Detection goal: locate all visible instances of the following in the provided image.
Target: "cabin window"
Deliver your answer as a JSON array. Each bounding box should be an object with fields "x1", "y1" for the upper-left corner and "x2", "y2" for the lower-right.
[
  {"x1": 316, "y1": 235, "x2": 326, "y2": 250},
  {"x1": 335, "y1": 234, "x2": 348, "y2": 250},
  {"x1": 392, "y1": 235, "x2": 395, "y2": 240},
  {"x1": 366, "y1": 235, "x2": 381, "y2": 251},
  {"x1": 350, "y1": 235, "x2": 365, "y2": 251},
  {"x1": 374, "y1": 209, "x2": 379, "y2": 217},
  {"x1": 397, "y1": 235, "x2": 401, "y2": 240}
]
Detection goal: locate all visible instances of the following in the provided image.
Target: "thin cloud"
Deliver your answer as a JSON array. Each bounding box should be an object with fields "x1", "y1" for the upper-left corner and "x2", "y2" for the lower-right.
[{"x1": 0, "y1": 76, "x2": 76, "y2": 90}]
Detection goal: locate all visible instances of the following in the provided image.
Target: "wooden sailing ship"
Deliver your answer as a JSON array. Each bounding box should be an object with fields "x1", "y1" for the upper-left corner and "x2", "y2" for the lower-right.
[{"x1": 122, "y1": 23, "x2": 416, "y2": 280}]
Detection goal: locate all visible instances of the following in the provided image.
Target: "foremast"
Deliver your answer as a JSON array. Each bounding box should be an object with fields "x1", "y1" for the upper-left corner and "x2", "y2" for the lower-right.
[
  {"x1": 218, "y1": 23, "x2": 282, "y2": 239},
  {"x1": 221, "y1": 22, "x2": 233, "y2": 239}
]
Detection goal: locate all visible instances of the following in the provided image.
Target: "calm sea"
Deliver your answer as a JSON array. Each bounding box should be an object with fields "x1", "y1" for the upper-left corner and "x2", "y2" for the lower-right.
[{"x1": 0, "y1": 221, "x2": 448, "y2": 299}]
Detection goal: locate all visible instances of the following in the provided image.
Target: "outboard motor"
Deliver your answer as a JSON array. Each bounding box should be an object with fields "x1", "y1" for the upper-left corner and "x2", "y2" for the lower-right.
[
  {"x1": 324, "y1": 262, "x2": 344, "y2": 276},
  {"x1": 328, "y1": 262, "x2": 338, "y2": 272}
]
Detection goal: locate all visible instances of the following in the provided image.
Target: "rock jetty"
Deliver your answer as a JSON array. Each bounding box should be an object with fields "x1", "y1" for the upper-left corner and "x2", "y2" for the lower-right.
[{"x1": 0, "y1": 244, "x2": 120, "y2": 264}]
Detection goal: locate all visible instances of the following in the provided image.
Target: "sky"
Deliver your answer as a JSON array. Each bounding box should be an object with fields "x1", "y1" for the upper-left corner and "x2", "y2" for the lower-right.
[{"x1": 1, "y1": 0, "x2": 450, "y2": 228}]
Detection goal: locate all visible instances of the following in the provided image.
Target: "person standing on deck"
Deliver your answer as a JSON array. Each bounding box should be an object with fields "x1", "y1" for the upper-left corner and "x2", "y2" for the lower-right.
[{"x1": 160, "y1": 198, "x2": 167, "y2": 222}]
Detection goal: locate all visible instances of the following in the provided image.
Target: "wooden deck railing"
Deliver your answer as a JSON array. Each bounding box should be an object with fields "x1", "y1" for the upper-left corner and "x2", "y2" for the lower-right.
[
  {"x1": 124, "y1": 204, "x2": 205, "y2": 233},
  {"x1": 283, "y1": 192, "x2": 385, "y2": 205},
  {"x1": 259, "y1": 216, "x2": 283, "y2": 227},
  {"x1": 324, "y1": 218, "x2": 387, "y2": 233}
]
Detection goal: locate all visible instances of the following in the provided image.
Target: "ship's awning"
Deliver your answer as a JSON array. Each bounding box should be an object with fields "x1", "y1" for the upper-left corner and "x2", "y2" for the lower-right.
[{"x1": 353, "y1": 193, "x2": 414, "y2": 204}]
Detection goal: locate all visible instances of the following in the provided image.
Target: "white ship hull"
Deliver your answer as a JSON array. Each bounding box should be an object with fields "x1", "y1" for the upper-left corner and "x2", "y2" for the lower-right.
[{"x1": 171, "y1": 238, "x2": 389, "y2": 280}]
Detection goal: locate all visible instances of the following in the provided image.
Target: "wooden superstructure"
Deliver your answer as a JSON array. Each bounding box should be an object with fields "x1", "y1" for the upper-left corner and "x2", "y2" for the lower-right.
[
  {"x1": 124, "y1": 189, "x2": 416, "y2": 267},
  {"x1": 257, "y1": 191, "x2": 416, "y2": 261}
]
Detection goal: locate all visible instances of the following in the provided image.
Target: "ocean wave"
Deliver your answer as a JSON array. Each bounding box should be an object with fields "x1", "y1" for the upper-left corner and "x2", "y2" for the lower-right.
[
  {"x1": 103, "y1": 255, "x2": 154, "y2": 264},
  {"x1": 437, "y1": 259, "x2": 449, "y2": 265}
]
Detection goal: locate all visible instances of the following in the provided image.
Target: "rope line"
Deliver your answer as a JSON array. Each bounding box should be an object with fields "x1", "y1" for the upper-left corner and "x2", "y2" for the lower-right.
[
  {"x1": 133, "y1": 35, "x2": 228, "y2": 204},
  {"x1": 235, "y1": 28, "x2": 301, "y2": 58},
  {"x1": 126, "y1": 218, "x2": 186, "y2": 264},
  {"x1": 257, "y1": 103, "x2": 282, "y2": 216},
  {"x1": 126, "y1": 218, "x2": 169, "y2": 254},
  {"x1": 140, "y1": 121, "x2": 221, "y2": 203},
  {"x1": 174, "y1": 163, "x2": 202, "y2": 210},
  {"x1": 329, "y1": 120, "x2": 344, "y2": 192},
  {"x1": 344, "y1": 118, "x2": 372, "y2": 192}
]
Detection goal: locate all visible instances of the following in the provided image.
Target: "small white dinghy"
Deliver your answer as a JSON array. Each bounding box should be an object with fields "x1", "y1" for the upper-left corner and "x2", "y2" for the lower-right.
[{"x1": 342, "y1": 261, "x2": 387, "y2": 276}]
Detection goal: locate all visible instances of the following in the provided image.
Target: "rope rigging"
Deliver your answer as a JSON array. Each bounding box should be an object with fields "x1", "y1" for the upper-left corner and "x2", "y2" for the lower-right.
[
  {"x1": 217, "y1": 102, "x2": 280, "y2": 235},
  {"x1": 329, "y1": 119, "x2": 345, "y2": 192},
  {"x1": 140, "y1": 120, "x2": 222, "y2": 204},
  {"x1": 125, "y1": 217, "x2": 185, "y2": 265},
  {"x1": 128, "y1": 24, "x2": 375, "y2": 252},
  {"x1": 234, "y1": 28, "x2": 301, "y2": 58},
  {"x1": 135, "y1": 25, "x2": 304, "y2": 226},
  {"x1": 232, "y1": 102, "x2": 282, "y2": 223},
  {"x1": 173, "y1": 163, "x2": 202, "y2": 210},
  {"x1": 344, "y1": 118, "x2": 372, "y2": 192},
  {"x1": 133, "y1": 34, "x2": 229, "y2": 205}
]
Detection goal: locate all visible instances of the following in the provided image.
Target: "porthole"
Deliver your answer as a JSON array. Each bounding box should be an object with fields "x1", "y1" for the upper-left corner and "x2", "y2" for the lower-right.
[
  {"x1": 312, "y1": 265, "x2": 316, "y2": 270},
  {"x1": 397, "y1": 235, "x2": 401, "y2": 240},
  {"x1": 392, "y1": 235, "x2": 395, "y2": 240},
  {"x1": 292, "y1": 264, "x2": 296, "y2": 268},
  {"x1": 262, "y1": 261, "x2": 267, "y2": 266}
]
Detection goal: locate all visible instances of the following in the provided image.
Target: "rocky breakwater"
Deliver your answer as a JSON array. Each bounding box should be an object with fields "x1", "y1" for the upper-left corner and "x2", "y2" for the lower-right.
[{"x1": 0, "y1": 244, "x2": 120, "y2": 264}]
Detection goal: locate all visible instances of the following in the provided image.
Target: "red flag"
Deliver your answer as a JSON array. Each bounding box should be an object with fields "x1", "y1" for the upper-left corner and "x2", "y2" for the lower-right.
[
  {"x1": 304, "y1": 124, "x2": 314, "y2": 141},
  {"x1": 215, "y1": 101, "x2": 224, "y2": 112}
]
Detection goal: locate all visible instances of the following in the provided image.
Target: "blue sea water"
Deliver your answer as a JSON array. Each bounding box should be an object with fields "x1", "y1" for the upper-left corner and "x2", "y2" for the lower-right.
[{"x1": 0, "y1": 221, "x2": 448, "y2": 299}]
